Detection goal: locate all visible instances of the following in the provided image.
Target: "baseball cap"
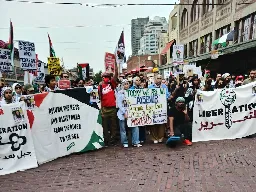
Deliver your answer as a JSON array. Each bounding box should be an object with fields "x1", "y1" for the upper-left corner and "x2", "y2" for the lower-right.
[{"x1": 175, "y1": 97, "x2": 185, "y2": 103}]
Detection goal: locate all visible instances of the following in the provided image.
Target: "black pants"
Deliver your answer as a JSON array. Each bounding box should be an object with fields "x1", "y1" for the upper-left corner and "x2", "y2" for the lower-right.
[{"x1": 174, "y1": 123, "x2": 192, "y2": 141}]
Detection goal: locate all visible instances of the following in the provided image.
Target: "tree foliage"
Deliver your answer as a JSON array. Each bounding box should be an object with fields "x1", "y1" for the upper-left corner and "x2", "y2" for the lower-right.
[{"x1": 93, "y1": 70, "x2": 102, "y2": 84}]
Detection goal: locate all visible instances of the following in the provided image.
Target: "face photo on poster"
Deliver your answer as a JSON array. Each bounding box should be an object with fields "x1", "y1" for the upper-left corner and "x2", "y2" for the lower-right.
[
  {"x1": 90, "y1": 89, "x2": 99, "y2": 103},
  {"x1": 12, "y1": 107, "x2": 25, "y2": 123},
  {"x1": 196, "y1": 93, "x2": 203, "y2": 104},
  {"x1": 252, "y1": 85, "x2": 256, "y2": 96},
  {"x1": 24, "y1": 96, "x2": 35, "y2": 110}
]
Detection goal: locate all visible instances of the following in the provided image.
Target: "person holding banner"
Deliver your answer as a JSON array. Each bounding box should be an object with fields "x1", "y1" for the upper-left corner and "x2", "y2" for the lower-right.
[
  {"x1": 117, "y1": 79, "x2": 142, "y2": 148},
  {"x1": 12, "y1": 83, "x2": 23, "y2": 102},
  {"x1": 168, "y1": 97, "x2": 192, "y2": 146},
  {"x1": 148, "y1": 75, "x2": 170, "y2": 144},
  {"x1": 44, "y1": 75, "x2": 59, "y2": 92},
  {"x1": 0, "y1": 87, "x2": 15, "y2": 106}
]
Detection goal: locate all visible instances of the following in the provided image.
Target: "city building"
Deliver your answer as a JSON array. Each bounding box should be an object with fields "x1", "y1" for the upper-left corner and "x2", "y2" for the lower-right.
[
  {"x1": 178, "y1": 0, "x2": 256, "y2": 75},
  {"x1": 138, "y1": 17, "x2": 168, "y2": 55},
  {"x1": 158, "y1": 5, "x2": 180, "y2": 75},
  {"x1": 131, "y1": 17, "x2": 149, "y2": 55}
]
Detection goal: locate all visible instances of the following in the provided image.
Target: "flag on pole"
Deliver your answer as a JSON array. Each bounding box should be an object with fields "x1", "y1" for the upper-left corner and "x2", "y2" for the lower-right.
[
  {"x1": 77, "y1": 63, "x2": 89, "y2": 80},
  {"x1": 48, "y1": 33, "x2": 56, "y2": 57},
  {"x1": 115, "y1": 31, "x2": 126, "y2": 73},
  {"x1": 6, "y1": 20, "x2": 14, "y2": 68}
]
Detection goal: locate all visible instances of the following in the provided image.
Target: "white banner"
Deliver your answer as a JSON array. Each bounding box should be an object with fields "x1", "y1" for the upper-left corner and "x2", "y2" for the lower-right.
[
  {"x1": 0, "y1": 49, "x2": 12, "y2": 72},
  {"x1": 18, "y1": 41, "x2": 37, "y2": 70},
  {"x1": 193, "y1": 82, "x2": 256, "y2": 142},
  {"x1": 125, "y1": 88, "x2": 167, "y2": 127},
  {"x1": 0, "y1": 102, "x2": 38, "y2": 175},
  {"x1": 172, "y1": 45, "x2": 184, "y2": 65},
  {"x1": 31, "y1": 92, "x2": 103, "y2": 164},
  {"x1": 34, "y1": 60, "x2": 45, "y2": 83}
]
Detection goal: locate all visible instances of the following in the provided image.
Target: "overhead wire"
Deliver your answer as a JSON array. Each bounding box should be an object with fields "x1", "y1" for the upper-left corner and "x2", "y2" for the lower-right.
[{"x1": 3, "y1": 0, "x2": 251, "y2": 6}]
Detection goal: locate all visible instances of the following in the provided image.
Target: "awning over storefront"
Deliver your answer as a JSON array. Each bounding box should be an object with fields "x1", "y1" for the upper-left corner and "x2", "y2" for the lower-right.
[{"x1": 161, "y1": 40, "x2": 175, "y2": 55}]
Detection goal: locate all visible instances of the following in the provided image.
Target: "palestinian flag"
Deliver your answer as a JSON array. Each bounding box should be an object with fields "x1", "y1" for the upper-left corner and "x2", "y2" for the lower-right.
[
  {"x1": 77, "y1": 63, "x2": 89, "y2": 80},
  {"x1": 115, "y1": 31, "x2": 126, "y2": 73},
  {"x1": 212, "y1": 30, "x2": 235, "y2": 47},
  {"x1": 27, "y1": 88, "x2": 104, "y2": 164},
  {"x1": 48, "y1": 33, "x2": 56, "y2": 57}
]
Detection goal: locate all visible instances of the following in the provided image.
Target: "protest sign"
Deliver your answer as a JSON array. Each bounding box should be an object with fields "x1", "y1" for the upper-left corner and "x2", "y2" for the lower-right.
[
  {"x1": 0, "y1": 48, "x2": 12, "y2": 72},
  {"x1": 90, "y1": 89, "x2": 99, "y2": 103},
  {"x1": 30, "y1": 89, "x2": 104, "y2": 164},
  {"x1": 125, "y1": 88, "x2": 167, "y2": 127},
  {"x1": 172, "y1": 45, "x2": 184, "y2": 65},
  {"x1": 34, "y1": 60, "x2": 45, "y2": 83},
  {"x1": 58, "y1": 80, "x2": 71, "y2": 89},
  {"x1": 48, "y1": 57, "x2": 61, "y2": 76},
  {"x1": 193, "y1": 82, "x2": 256, "y2": 142},
  {"x1": 104, "y1": 52, "x2": 115, "y2": 74},
  {"x1": 18, "y1": 41, "x2": 37, "y2": 70},
  {"x1": 0, "y1": 102, "x2": 38, "y2": 175}
]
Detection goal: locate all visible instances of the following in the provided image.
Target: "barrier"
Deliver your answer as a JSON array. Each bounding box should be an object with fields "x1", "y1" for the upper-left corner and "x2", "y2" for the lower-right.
[{"x1": 0, "y1": 88, "x2": 104, "y2": 175}]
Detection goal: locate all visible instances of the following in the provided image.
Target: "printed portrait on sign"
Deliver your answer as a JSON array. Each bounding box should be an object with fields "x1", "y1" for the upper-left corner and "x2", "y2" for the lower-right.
[
  {"x1": 90, "y1": 90, "x2": 99, "y2": 103},
  {"x1": 123, "y1": 99, "x2": 128, "y2": 108},
  {"x1": 24, "y1": 96, "x2": 35, "y2": 110},
  {"x1": 196, "y1": 93, "x2": 203, "y2": 103},
  {"x1": 252, "y1": 85, "x2": 256, "y2": 96},
  {"x1": 106, "y1": 65, "x2": 114, "y2": 74},
  {"x1": 12, "y1": 107, "x2": 25, "y2": 123}
]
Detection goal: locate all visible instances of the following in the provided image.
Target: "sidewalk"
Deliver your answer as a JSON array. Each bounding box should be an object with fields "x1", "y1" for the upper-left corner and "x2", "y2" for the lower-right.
[{"x1": 1, "y1": 138, "x2": 256, "y2": 192}]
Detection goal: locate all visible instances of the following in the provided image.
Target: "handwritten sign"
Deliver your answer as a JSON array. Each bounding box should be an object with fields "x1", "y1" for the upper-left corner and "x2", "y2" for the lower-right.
[
  {"x1": 34, "y1": 60, "x2": 45, "y2": 83},
  {"x1": 0, "y1": 49, "x2": 12, "y2": 72},
  {"x1": 125, "y1": 88, "x2": 167, "y2": 127},
  {"x1": 0, "y1": 102, "x2": 38, "y2": 175},
  {"x1": 18, "y1": 41, "x2": 37, "y2": 70},
  {"x1": 193, "y1": 82, "x2": 256, "y2": 142},
  {"x1": 48, "y1": 57, "x2": 61, "y2": 76}
]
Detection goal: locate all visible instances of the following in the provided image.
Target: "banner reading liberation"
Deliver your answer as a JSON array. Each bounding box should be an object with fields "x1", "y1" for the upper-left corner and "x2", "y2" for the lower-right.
[
  {"x1": 0, "y1": 102, "x2": 38, "y2": 176},
  {"x1": 193, "y1": 82, "x2": 256, "y2": 142},
  {"x1": 48, "y1": 57, "x2": 61, "y2": 76},
  {"x1": 125, "y1": 88, "x2": 167, "y2": 127}
]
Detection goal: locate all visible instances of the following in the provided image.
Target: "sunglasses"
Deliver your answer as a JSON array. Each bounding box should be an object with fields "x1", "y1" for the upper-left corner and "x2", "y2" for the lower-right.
[
  {"x1": 63, "y1": 76, "x2": 69, "y2": 78},
  {"x1": 15, "y1": 87, "x2": 21, "y2": 90},
  {"x1": 5, "y1": 91, "x2": 12, "y2": 94}
]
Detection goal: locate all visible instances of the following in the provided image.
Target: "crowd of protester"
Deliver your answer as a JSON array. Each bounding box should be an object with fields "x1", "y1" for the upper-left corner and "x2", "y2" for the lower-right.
[{"x1": 0, "y1": 68, "x2": 255, "y2": 148}]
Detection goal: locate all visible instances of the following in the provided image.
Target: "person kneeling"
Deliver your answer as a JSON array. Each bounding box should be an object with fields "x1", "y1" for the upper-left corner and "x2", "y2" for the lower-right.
[{"x1": 168, "y1": 97, "x2": 192, "y2": 146}]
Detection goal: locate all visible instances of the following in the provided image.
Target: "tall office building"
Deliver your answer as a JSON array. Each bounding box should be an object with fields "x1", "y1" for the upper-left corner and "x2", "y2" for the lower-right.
[
  {"x1": 138, "y1": 16, "x2": 168, "y2": 55},
  {"x1": 131, "y1": 17, "x2": 149, "y2": 55}
]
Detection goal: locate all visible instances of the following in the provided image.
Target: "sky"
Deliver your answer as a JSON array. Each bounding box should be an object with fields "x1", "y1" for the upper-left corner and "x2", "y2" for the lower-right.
[{"x1": 0, "y1": 0, "x2": 178, "y2": 73}]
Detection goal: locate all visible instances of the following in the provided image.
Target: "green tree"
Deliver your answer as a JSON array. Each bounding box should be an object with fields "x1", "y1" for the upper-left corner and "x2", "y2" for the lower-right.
[{"x1": 93, "y1": 70, "x2": 102, "y2": 84}]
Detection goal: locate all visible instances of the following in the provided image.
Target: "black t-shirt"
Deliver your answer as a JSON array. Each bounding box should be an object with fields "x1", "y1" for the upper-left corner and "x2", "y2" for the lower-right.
[{"x1": 168, "y1": 107, "x2": 185, "y2": 127}]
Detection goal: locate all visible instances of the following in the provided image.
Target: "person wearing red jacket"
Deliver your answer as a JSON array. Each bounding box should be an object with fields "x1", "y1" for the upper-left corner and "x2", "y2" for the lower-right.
[{"x1": 98, "y1": 65, "x2": 118, "y2": 146}]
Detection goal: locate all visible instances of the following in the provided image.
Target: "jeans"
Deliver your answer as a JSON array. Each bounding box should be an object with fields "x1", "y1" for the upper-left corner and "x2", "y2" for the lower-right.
[{"x1": 119, "y1": 120, "x2": 139, "y2": 145}]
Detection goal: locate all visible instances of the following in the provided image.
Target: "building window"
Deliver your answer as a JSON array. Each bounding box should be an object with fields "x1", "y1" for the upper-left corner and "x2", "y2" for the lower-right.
[
  {"x1": 184, "y1": 44, "x2": 187, "y2": 58},
  {"x1": 189, "y1": 39, "x2": 198, "y2": 57},
  {"x1": 191, "y1": 0, "x2": 200, "y2": 23},
  {"x1": 181, "y1": 8, "x2": 188, "y2": 29},
  {"x1": 216, "y1": 25, "x2": 231, "y2": 39},
  {"x1": 200, "y1": 33, "x2": 212, "y2": 54},
  {"x1": 203, "y1": 0, "x2": 214, "y2": 15}
]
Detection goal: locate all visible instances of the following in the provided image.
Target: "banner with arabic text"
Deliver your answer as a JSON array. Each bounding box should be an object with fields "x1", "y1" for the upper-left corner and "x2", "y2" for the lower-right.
[
  {"x1": 0, "y1": 102, "x2": 38, "y2": 175},
  {"x1": 193, "y1": 82, "x2": 256, "y2": 142}
]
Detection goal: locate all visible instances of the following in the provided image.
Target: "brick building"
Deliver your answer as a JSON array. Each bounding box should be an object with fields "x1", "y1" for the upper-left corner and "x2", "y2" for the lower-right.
[{"x1": 126, "y1": 54, "x2": 159, "y2": 73}]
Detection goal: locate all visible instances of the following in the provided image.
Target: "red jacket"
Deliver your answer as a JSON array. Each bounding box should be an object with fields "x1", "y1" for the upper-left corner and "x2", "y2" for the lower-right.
[{"x1": 99, "y1": 79, "x2": 117, "y2": 107}]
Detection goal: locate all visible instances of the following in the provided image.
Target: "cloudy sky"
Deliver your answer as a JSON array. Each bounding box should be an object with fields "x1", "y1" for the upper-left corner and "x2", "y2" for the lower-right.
[{"x1": 0, "y1": 0, "x2": 177, "y2": 72}]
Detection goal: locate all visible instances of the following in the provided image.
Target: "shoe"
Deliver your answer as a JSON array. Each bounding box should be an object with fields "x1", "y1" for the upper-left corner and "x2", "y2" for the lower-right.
[
  {"x1": 133, "y1": 144, "x2": 142, "y2": 147},
  {"x1": 183, "y1": 139, "x2": 192, "y2": 146},
  {"x1": 158, "y1": 138, "x2": 164, "y2": 143},
  {"x1": 153, "y1": 140, "x2": 158, "y2": 144},
  {"x1": 123, "y1": 144, "x2": 128, "y2": 148},
  {"x1": 140, "y1": 141, "x2": 144, "y2": 144}
]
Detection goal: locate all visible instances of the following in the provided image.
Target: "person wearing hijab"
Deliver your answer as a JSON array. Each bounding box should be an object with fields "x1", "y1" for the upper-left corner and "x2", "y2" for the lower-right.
[
  {"x1": 0, "y1": 87, "x2": 15, "y2": 106},
  {"x1": 12, "y1": 83, "x2": 22, "y2": 102}
]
